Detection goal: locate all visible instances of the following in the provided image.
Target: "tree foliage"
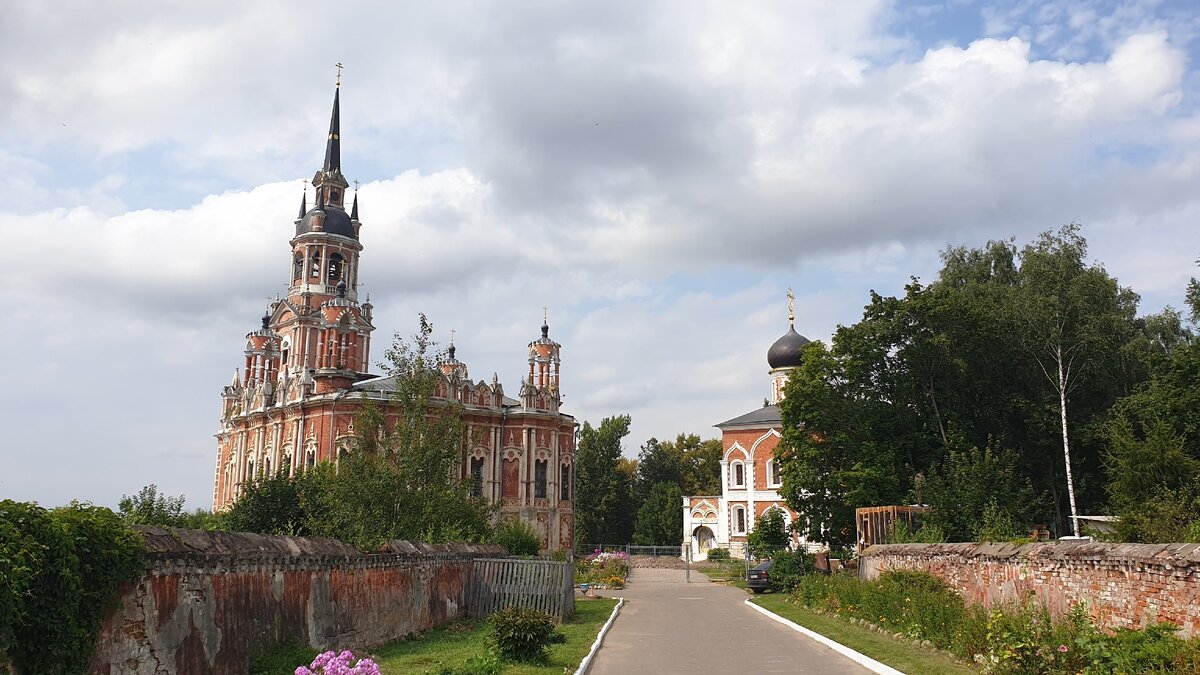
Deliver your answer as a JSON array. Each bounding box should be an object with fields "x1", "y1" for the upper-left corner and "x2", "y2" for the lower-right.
[
  {"x1": 778, "y1": 226, "x2": 1157, "y2": 545},
  {"x1": 632, "y1": 482, "x2": 683, "y2": 546},
  {"x1": 118, "y1": 484, "x2": 226, "y2": 531},
  {"x1": 575, "y1": 415, "x2": 635, "y2": 546},
  {"x1": 746, "y1": 508, "x2": 790, "y2": 559},
  {"x1": 922, "y1": 446, "x2": 1038, "y2": 542}
]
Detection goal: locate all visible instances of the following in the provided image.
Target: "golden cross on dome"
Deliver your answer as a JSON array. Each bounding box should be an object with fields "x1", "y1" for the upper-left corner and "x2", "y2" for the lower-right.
[
  {"x1": 335, "y1": 62, "x2": 343, "y2": 87},
  {"x1": 450, "y1": 328, "x2": 456, "y2": 346},
  {"x1": 787, "y1": 288, "x2": 795, "y2": 325},
  {"x1": 543, "y1": 306, "x2": 549, "y2": 323}
]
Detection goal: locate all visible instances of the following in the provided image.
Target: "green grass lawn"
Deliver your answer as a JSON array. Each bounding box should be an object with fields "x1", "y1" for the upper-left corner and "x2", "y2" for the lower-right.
[
  {"x1": 251, "y1": 597, "x2": 618, "y2": 675},
  {"x1": 751, "y1": 595, "x2": 976, "y2": 675}
]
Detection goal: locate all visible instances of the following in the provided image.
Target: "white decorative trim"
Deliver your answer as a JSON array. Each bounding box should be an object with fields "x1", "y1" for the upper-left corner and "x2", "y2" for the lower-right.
[
  {"x1": 575, "y1": 597, "x2": 624, "y2": 675},
  {"x1": 749, "y1": 428, "x2": 781, "y2": 457},
  {"x1": 724, "y1": 442, "x2": 748, "y2": 461},
  {"x1": 744, "y1": 600, "x2": 904, "y2": 675}
]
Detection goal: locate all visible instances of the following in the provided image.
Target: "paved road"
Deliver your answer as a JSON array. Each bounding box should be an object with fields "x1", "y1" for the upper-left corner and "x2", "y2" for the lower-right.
[{"x1": 588, "y1": 568, "x2": 871, "y2": 675}]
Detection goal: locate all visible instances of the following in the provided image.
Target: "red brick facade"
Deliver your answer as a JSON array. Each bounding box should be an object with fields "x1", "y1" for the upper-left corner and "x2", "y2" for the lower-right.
[{"x1": 212, "y1": 86, "x2": 576, "y2": 552}]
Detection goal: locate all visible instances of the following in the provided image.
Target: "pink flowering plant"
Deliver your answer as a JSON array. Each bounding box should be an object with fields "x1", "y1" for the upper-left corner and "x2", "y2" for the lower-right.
[
  {"x1": 295, "y1": 649, "x2": 381, "y2": 675},
  {"x1": 574, "y1": 549, "x2": 629, "y2": 586}
]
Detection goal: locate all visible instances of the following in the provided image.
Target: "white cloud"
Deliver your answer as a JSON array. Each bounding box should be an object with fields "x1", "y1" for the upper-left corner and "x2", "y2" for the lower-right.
[{"x1": 2, "y1": 1, "x2": 1200, "y2": 509}]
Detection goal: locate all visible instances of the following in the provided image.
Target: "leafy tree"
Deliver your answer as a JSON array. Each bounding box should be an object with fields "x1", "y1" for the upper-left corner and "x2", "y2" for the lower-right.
[
  {"x1": 922, "y1": 446, "x2": 1038, "y2": 542},
  {"x1": 778, "y1": 227, "x2": 1146, "y2": 543},
  {"x1": 575, "y1": 415, "x2": 635, "y2": 546},
  {"x1": 225, "y1": 463, "x2": 314, "y2": 536},
  {"x1": 746, "y1": 508, "x2": 789, "y2": 559},
  {"x1": 634, "y1": 438, "x2": 682, "y2": 502},
  {"x1": 667, "y1": 434, "x2": 724, "y2": 495},
  {"x1": 1016, "y1": 224, "x2": 1140, "y2": 535},
  {"x1": 119, "y1": 484, "x2": 226, "y2": 531},
  {"x1": 493, "y1": 519, "x2": 542, "y2": 556},
  {"x1": 118, "y1": 484, "x2": 187, "y2": 526},
  {"x1": 632, "y1": 482, "x2": 683, "y2": 546}
]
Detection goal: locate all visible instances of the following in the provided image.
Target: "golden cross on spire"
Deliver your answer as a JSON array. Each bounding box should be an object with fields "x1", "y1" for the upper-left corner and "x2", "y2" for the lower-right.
[
  {"x1": 543, "y1": 306, "x2": 549, "y2": 323},
  {"x1": 335, "y1": 62, "x2": 343, "y2": 87},
  {"x1": 787, "y1": 288, "x2": 795, "y2": 325},
  {"x1": 450, "y1": 328, "x2": 456, "y2": 346},
  {"x1": 353, "y1": 179, "x2": 359, "y2": 192}
]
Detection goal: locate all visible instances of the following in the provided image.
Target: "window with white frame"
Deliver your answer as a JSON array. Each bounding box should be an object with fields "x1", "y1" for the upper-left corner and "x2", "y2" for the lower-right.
[
  {"x1": 767, "y1": 459, "x2": 781, "y2": 487},
  {"x1": 733, "y1": 505, "x2": 747, "y2": 534},
  {"x1": 731, "y1": 460, "x2": 745, "y2": 488}
]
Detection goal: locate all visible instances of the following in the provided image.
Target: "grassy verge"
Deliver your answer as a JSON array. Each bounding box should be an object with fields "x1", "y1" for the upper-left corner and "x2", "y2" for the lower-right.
[
  {"x1": 751, "y1": 595, "x2": 975, "y2": 675},
  {"x1": 251, "y1": 598, "x2": 618, "y2": 675}
]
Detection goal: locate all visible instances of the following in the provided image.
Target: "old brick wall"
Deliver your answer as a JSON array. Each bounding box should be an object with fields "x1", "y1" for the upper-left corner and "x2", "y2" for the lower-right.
[
  {"x1": 88, "y1": 527, "x2": 504, "y2": 675},
  {"x1": 860, "y1": 542, "x2": 1200, "y2": 637}
]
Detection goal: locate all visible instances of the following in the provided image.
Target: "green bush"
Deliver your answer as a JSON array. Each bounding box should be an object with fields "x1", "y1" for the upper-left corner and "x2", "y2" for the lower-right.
[
  {"x1": 1, "y1": 500, "x2": 144, "y2": 675},
  {"x1": 492, "y1": 520, "x2": 541, "y2": 557},
  {"x1": 489, "y1": 606, "x2": 560, "y2": 664},
  {"x1": 705, "y1": 547, "x2": 730, "y2": 560},
  {"x1": 767, "y1": 549, "x2": 815, "y2": 592}
]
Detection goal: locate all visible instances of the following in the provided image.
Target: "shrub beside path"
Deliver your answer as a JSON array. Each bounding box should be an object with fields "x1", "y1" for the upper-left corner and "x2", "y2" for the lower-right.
[{"x1": 587, "y1": 567, "x2": 870, "y2": 674}]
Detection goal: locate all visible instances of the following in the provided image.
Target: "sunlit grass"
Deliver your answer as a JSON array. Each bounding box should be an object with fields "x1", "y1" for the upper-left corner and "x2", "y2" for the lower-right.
[{"x1": 752, "y1": 595, "x2": 975, "y2": 675}]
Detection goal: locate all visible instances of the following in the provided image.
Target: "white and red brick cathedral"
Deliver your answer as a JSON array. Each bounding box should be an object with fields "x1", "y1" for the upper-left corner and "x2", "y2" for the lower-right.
[
  {"x1": 682, "y1": 292, "x2": 818, "y2": 560},
  {"x1": 213, "y1": 84, "x2": 577, "y2": 552}
]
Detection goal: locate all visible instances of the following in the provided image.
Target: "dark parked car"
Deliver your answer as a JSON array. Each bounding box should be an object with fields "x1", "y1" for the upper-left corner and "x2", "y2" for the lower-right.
[{"x1": 747, "y1": 560, "x2": 774, "y2": 593}]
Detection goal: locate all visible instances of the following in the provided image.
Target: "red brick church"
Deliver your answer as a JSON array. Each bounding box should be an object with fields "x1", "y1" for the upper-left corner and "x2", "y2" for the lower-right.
[
  {"x1": 682, "y1": 292, "x2": 817, "y2": 559},
  {"x1": 213, "y1": 84, "x2": 577, "y2": 552}
]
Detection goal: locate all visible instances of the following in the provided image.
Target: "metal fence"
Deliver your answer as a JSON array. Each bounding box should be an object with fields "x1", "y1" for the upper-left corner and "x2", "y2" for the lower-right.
[
  {"x1": 467, "y1": 557, "x2": 575, "y2": 622},
  {"x1": 627, "y1": 545, "x2": 684, "y2": 557},
  {"x1": 576, "y1": 543, "x2": 685, "y2": 558}
]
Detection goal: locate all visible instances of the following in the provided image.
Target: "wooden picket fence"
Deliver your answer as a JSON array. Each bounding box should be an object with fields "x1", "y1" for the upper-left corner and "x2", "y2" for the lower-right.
[{"x1": 467, "y1": 558, "x2": 575, "y2": 621}]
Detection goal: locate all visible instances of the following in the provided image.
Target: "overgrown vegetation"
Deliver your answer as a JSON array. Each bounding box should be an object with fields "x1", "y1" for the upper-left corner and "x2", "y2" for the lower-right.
[
  {"x1": 1, "y1": 500, "x2": 144, "y2": 675},
  {"x1": 117, "y1": 484, "x2": 225, "y2": 530},
  {"x1": 493, "y1": 520, "x2": 542, "y2": 556},
  {"x1": 794, "y1": 570, "x2": 1200, "y2": 674},
  {"x1": 765, "y1": 548, "x2": 815, "y2": 592}
]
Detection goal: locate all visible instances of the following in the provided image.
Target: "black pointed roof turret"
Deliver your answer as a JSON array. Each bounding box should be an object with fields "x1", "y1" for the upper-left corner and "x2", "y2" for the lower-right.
[
  {"x1": 350, "y1": 191, "x2": 359, "y2": 220},
  {"x1": 323, "y1": 86, "x2": 341, "y2": 173},
  {"x1": 297, "y1": 188, "x2": 307, "y2": 219}
]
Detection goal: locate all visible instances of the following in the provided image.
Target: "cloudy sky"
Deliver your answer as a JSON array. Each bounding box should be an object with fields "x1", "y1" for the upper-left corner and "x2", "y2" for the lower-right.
[{"x1": 4, "y1": 0, "x2": 1200, "y2": 510}]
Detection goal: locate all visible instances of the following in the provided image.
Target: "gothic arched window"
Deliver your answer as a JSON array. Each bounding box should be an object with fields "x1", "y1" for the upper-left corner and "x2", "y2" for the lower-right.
[
  {"x1": 293, "y1": 255, "x2": 303, "y2": 281},
  {"x1": 310, "y1": 251, "x2": 321, "y2": 278}
]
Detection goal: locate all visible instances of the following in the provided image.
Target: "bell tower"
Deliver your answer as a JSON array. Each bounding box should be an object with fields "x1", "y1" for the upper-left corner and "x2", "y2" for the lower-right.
[{"x1": 269, "y1": 76, "x2": 374, "y2": 395}]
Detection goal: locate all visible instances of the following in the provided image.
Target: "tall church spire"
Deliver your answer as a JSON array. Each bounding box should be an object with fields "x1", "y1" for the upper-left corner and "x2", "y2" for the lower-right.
[{"x1": 323, "y1": 86, "x2": 341, "y2": 173}]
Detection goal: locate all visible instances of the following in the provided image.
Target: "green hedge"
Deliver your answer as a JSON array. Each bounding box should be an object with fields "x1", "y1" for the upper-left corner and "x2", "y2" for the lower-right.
[{"x1": 0, "y1": 501, "x2": 144, "y2": 675}]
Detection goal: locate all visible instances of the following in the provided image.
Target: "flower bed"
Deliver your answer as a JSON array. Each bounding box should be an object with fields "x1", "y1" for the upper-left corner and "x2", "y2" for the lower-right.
[{"x1": 575, "y1": 550, "x2": 629, "y2": 588}]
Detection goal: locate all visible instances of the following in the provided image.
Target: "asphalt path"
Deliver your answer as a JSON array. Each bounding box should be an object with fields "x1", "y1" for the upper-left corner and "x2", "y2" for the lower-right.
[{"x1": 588, "y1": 567, "x2": 872, "y2": 674}]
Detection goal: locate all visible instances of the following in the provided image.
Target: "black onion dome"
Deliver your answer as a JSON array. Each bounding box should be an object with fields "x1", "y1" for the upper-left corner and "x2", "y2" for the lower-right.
[
  {"x1": 295, "y1": 205, "x2": 356, "y2": 239},
  {"x1": 767, "y1": 326, "x2": 810, "y2": 369}
]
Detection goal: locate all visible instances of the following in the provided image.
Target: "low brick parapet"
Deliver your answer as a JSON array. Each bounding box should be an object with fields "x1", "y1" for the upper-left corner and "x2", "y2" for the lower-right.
[{"x1": 860, "y1": 541, "x2": 1200, "y2": 636}]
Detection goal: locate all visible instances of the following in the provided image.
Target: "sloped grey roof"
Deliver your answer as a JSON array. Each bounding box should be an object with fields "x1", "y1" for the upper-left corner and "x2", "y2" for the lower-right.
[{"x1": 716, "y1": 404, "x2": 781, "y2": 430}]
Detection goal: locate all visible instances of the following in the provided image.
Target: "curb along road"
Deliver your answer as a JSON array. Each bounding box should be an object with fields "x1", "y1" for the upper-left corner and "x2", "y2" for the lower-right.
[
  {"x1": 745, "y1": 599, "x2": 905, "y2": 675},
  {"x1": 575, "y1": 597, "x2": 624, "y2": 675}
]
